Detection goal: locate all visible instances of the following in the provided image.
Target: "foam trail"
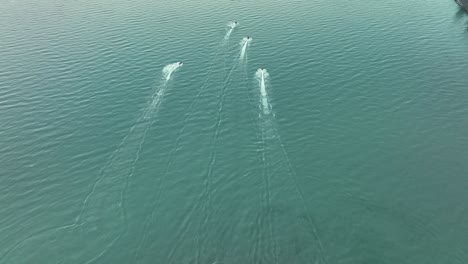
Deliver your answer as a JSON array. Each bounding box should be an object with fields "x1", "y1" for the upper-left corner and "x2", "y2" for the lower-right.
[
  {"x1": 144, "y1": 62, "x2": 182, "y2": 119},
  {"x1": 256, "y1": 69, "x2": 271, "y2": 115},
  {"x1": 0, "y1": 62, "x2": 183, "y2": 264},
  {"x1": 254, "y1": 69, "x2": 329, "y2": 263},
  {"x1": 134, "y1": 23, "x2": 238, "y2": 263},
  {"x1": 224, "y1": 21, "x2": 238, "y2": 41},
  {"x1": 222, "y1": 22, "x2": 238, "y2": 72},
  {"x1": 71, "y1": 61, "x2": 182, "y2": 253},
  {"x1": 195, "y1": 41, "x2": 248, "y2": 262},
  {"x1": 78, "y1": 62, "x2": 181, "y2": 225},
  {"x1": 240, "y1": 37, "x2": 252, "y2": 61},
  {"x1": 164, "y1": 62, "x2": 182, "y2": 81}
]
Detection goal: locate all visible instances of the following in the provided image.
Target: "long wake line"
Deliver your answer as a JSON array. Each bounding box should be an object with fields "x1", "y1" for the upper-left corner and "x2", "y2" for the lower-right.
[
  {"x1": 255, "y1": 68, "x2": 329, "y2": 264},
  {"x1": 195, "y1": 36, "x2": 252, "y2": 263},
  {"x1": 78, "y1": 62, "x2": 183, "y2": 227},
  {"x1": 240, "y1": 36, "x2": 252, "y2": 62},
  {"x1": 133, "y1": 22, "x2": 238, "y2": 263},
  {"x1": 0, "y1": 62, "x2": 183, "y2": 264}
]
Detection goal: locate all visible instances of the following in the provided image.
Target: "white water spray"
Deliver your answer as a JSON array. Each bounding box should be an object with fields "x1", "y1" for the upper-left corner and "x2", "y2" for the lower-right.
[
  {"x1": 256, "y1": 68, "x2": 270, "y2": 115},
  {"x1": 240, "y1": 36, "x2": 252, "y2": 60},
  {"x1": 163, "y1": 62, "x2": 183, "y2": 81},
  {"x1": 253, "y1": 68, "x2": 330, "y2": 264},
  {"x1": 144, "y1": 62, "x2": 182, "y2": 118},
  {"x1": 224, "y1": 21, "x2": 238, "y2": 41}
]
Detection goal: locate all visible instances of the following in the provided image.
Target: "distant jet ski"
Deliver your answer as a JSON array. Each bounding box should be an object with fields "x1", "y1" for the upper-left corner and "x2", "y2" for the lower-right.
[
  {"x1": 246, "y1": 36, "x2": 250, "y2": 39},
  {"x1": 178, "y1": 61, "x2": 183, "y2": 66},
  {"x1": 234, "y1": 21, "x2": 238, "y2": 24}
]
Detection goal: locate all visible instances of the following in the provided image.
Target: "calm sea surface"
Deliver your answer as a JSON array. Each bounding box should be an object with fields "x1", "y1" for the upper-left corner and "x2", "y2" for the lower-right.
[{"x1": 1, "y1": 0, "x2": 468, "y2": 263}]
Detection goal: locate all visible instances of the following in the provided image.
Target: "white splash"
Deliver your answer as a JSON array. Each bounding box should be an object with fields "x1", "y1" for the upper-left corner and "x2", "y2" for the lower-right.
[
  {"x1": 163, "y1": 62, "x2": 183, "y2": 81},
  {"x1": 143, "y1": 62, "x2": 182, "y2": 119},
  {"x1": 240, "y1": 36, "x2": 252, "y2": 60},
  {"x1": 224, "y1": 21, "x2": 238, "y2": 40},
  {"x1": 255, "y1": 68, "x2": 270, "y2": 115}
]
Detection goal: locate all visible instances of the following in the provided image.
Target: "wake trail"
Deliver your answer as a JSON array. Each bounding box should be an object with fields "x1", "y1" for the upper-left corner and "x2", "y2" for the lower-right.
[
  {"x1": 71, "y1": 82, "x2": 170, "y2": 264},
  {"x1": 260, "y1": 126, "x2": 278, "y2": 264},
  {"x1": 238, "y1": 60, "x2": 276, "y2": 263},
  {"x1": 222, "y1": 22, "x2": 238, "y2": 73},
  {"x1": 255, "y1": 69, "x2": 278, "y2": 263},
  {"x1": 224, "y1": 21, "x2": 238, "y2": 42},
  {"x1": 0, "y1": 63, "x2": 182, "y2": 264},
  {"x1": 196, "y1": 38, "x2": 249, "y2": 263},
  {"x1": 118, "y1": 91, "x2": 167, "y2": 229},
  {"x1": 241, "y1": 52, "x2": 261, "y2": 137},
  {"x1": 239, "y1": 52, "x2": 276, "y2": 263},
  {"x1": 273, "y1": 124, "x2": 329, "y2": 264},
  {"x1": 133, "y1": 23, "x2": 238, "y2": 263},
  {"x1": 256, "y1": 69, "x2": 271, "y2": 115},
  {"x1": 77, "y1": 62, "x2": 182, "y2": 227},
  {"x1": 255, "y1": 69, "x2": 329, "y2": 264},
  {"x1": 240, "y1": 36, "x2": 252, "y2": 62},
  {"x1": 78, "y1": 62, "x2": 181, "y2": 262},
  {"x1": 79, "y1": 123, "x2": 155, "y2": 264}
]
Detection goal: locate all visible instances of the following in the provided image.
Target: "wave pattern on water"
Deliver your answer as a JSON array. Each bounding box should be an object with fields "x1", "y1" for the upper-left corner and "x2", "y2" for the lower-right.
[{"x1": 1, "y1": 0, "x2": 468, "y2": 263}]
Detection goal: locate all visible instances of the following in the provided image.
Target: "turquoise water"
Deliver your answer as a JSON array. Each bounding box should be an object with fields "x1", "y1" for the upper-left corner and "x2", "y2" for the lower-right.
[{"x1": 1, "y1": 0, "x2": 468, "y2": 263}]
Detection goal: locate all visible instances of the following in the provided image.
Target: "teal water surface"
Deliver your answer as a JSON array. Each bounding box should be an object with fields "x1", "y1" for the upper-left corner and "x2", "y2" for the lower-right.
[{"x1": 1, "y1": 0, "x2": 468, "y2": 263}]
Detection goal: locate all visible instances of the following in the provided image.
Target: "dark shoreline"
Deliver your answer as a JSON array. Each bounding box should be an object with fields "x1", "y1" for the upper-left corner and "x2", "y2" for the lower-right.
[{"x1": 455, "y1": 0, "x2": 468, "y2": 11}]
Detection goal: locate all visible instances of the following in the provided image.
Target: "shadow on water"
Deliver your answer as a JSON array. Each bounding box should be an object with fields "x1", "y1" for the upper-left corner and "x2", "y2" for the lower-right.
[
  {"x1": 452, "y1": 7, "x2": 468, "y2": 33},
  {"x1": 454, "y1": 8, "x2": 466, "y2": 21}
]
